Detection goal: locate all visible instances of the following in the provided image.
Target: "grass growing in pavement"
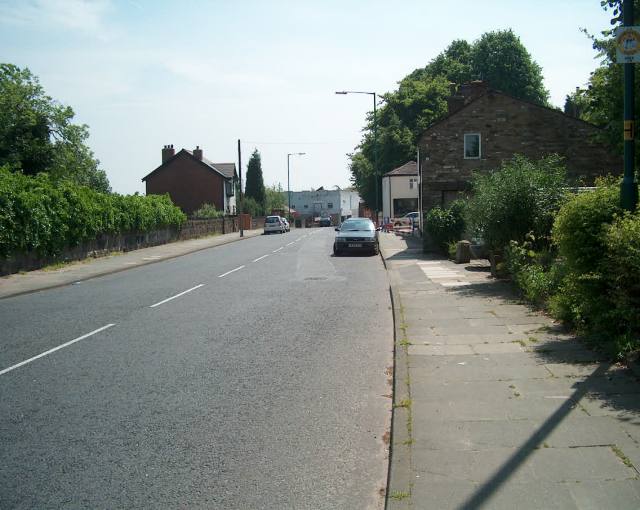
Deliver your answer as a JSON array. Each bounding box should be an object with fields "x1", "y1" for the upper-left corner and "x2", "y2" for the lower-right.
[
  {"x1": 612, "y1": 445, "x2": 634, "y2": 469},
  {"x1": 390, "y1": 491, "x2": 410, "y2": 501}
]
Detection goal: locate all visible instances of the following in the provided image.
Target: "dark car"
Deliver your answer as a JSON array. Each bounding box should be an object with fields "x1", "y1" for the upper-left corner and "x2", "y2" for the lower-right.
[
  {"x1": 333, "y1": 217, "x2": 379, "y2": 256},
  {"x1": 319, "y1": 217, "x2": 332, "y2": 227}
]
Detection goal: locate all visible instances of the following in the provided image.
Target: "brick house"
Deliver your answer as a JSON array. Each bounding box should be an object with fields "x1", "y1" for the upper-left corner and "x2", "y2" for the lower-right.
[
  {"x1": 418, "y1": 81, "x2": 621, "y2": 212},
  {"x1": 142, "y1": 145, "x2": 237, "y2": 215}
]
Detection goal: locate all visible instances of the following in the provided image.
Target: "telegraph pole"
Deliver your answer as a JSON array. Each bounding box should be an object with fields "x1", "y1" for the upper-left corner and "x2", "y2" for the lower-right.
[
  {"x1": 620, "y1": 0, "x2": 639, "y2": 210},
  {"x1": 238, "y1": 139, "x2": 243, "y2": 237}
]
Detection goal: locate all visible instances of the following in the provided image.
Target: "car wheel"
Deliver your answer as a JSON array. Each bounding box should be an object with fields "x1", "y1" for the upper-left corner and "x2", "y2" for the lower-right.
[
  {"x1": 372, "y1": 243, "x2": 379, "y2": 255},
  {"x1": 333, "y1": 243, "x2": 340, "y2": 256}
]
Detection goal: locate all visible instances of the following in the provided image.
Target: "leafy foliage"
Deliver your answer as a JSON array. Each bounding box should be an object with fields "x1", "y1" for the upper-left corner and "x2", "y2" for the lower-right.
[
  {"x1": 466, "y1": 155, "x2": 568, "y2": 252},
  {"x1": 0, "y1": 63, "x2": 110, "y2": 192},
  {"x1": 265, "y1": 183, "x2": 285, "y2": 214},
  {"x1": 192, "y1": 203, "x2": 224, "y2": 219},
  {"x1": 424, "y1": 200, "x2": 466, "y2": 253},
  {"x1": 240, "y1": 196, "x2": 262, "y2": 218},
  {"x1": 0, "y1": 167, "x2": 185, "y2": 258},
  {"x1": 245, "y1": 149, "x2": 266, "y2": 208}
]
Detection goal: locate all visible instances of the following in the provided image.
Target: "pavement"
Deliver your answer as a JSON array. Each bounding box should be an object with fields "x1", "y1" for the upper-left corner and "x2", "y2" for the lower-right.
[
  {"x1": 0, "y1": 228, "x2": 264, "y2": 299},
  {"x1": 380, "y1": 231, "x2": 640, "y2": 509}
]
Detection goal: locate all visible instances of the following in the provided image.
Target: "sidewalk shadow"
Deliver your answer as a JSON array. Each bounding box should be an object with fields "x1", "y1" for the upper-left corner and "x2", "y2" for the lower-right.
[{"x1": 441, "y1": 276, "x2": 640, "y2": 508}]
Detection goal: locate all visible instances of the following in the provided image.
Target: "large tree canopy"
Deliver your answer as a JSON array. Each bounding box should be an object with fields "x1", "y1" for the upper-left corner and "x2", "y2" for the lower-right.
[
  {"x1": 0, "y1": 63, "x2": 110, "y2": 192},
  {"x1": 348, "y1": 30, "x2": 549, "y2": 209}
]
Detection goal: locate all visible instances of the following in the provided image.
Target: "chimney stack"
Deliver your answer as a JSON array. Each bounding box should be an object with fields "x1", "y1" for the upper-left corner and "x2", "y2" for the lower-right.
[
  {"x1": 447, "y1": 81, "x2": 488, "y2": 115},
  {"x1": 162, "y1": 144, "x2": 175, "y2": 163},
  {"x1": 193, "y1": 145, "x2": 203, "y2": 160}
]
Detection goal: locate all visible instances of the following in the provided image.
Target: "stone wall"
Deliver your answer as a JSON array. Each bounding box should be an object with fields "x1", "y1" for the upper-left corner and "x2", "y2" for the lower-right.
[{"x1": 419, "y1": 91, "x2": 622, "y2": 211}]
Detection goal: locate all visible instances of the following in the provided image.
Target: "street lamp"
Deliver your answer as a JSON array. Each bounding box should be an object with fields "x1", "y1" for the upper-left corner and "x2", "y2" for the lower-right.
[
  {"x1": 335, "y1": 90, "x2": 379, "y2": 224},
  {"x1": 287, "y1": 152, "x2": 306, "y2": 223}
]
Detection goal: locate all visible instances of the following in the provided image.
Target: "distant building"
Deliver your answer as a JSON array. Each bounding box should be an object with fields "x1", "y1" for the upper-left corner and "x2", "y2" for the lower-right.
[
  {"x1": 418, "y1": 81, "x2": 621, "y2": 212},
  {"x1": 382, "y1": 161, "x2": 418, "y2": 220},
  {"x1": 142, "y1": 145, "x2": 237, "y2": 215},
  {"x1": 288, "y1": 187, "x2": 360, "y2": 220}
]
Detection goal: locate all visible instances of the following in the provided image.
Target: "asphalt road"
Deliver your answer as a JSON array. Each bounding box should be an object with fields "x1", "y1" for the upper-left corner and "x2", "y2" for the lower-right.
[{"x1": 0, "y1": 228, "x2": 393, "y2": 509}]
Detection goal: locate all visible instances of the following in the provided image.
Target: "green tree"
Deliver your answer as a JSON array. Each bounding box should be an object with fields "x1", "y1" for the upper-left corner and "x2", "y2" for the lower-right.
[
  {"x1": 0, "y1": 63, "x2": 110, "y2": 192},
  {"x1": 244, "y1": 149, "x2": 265, "y2": 211},
  {"x1": 265, "y1": 183, "x2": 285, "y2": 213},
  {"x1": 471, "y1": 30, "x2": 549, "y2": 105}
]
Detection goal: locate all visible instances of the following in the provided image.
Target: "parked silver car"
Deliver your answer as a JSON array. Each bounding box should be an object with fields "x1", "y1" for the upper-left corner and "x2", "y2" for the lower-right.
[{"x1": 264, "y1": 215, "x2": 286, "y2": 234}]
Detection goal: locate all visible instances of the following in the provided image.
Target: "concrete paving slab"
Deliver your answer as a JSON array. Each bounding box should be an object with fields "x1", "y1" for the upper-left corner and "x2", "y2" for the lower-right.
[
  {"x1": 568, "y1": 480, "x2": 640, "y2": 510},
  {"x1": 408, "y1": 344, "x2": 475, "y2": 356},
  {"x1": 410, "y1": 379, "x2": 515, "y2": 403},
  {"x1": 472, "y1": 342, "x2": 524, "y2": 354}
]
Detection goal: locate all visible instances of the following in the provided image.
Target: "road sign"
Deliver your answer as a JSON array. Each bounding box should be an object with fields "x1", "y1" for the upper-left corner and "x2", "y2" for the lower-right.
[{"x1": 616, "y1": 26, "x2": 640, "y2": 63}]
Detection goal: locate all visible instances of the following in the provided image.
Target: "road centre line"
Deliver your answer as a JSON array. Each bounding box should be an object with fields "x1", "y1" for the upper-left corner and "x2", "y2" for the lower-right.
[
  {"x1": 218, "y1": 265, "x2": 245, "y2": 278},
  {"x1": 0, "y1": 323, "x2": 116, "y2": 377},
  {"x1": 286, "y1": 242, "x2": 295, "y2": 246},
  {"x1": 273, "y1": 247, "x2": 283, "y2": 253},
  {"x1": 149, "y1": 284, "x2": 205, "y2": 308},
  {"x1": 252, "y1": 254, "x2": 270, "y2": 262}
]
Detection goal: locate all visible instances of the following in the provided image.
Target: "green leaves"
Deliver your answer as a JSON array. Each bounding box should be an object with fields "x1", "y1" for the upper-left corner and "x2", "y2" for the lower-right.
[
  {"x1": 467, "y1": 155, "x2": 568, "y2": 252},
  {"x1": 0, "y1": 63, "x2": 110, "y2": 193},
  {"x1": 0, "y1": 168, "x2": 185, "y2": 258}
]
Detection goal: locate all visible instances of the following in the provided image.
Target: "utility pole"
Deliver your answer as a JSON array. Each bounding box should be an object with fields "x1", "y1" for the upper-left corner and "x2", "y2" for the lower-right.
[
  {"x1": 373, "y1": 92, "x2": 379, "y2": 225},
  {"x1": 621, "y1": 0, "x2": 639, "y2": 210},
  {"x1": 238, "y1": 139, "x2": 243, "y2": 237}
]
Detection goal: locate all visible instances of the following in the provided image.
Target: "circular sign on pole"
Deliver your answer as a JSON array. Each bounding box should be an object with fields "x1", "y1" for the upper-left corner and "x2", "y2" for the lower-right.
[{"x1": 616, "y1": 26, "x2": 640, "y2": 63}]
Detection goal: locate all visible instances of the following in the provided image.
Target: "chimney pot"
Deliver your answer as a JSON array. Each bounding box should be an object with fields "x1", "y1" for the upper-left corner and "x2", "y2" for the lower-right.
[
  {"x1": 161, "y1": 144, "x2": 175, "y2": 163},
  {"x1": 193, "y1": 146, "x2": 203, "y2": 160}
]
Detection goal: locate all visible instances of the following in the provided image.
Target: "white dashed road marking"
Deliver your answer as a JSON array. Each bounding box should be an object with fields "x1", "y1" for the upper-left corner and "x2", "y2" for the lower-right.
[
  {"x1": 218, "y1": 266, "x2": 245, "y2": 278},
  {"x1": 0, "y1": 323, "x2": 116, "y2": 376},
  {"x1": 149, "y1": 284, "x2": 205, "y2": 307}
]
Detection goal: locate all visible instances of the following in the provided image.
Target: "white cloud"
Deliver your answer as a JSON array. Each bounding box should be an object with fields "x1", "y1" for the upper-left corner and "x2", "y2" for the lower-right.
[{"x1": 0, "y1": 0, "x2": 113, "y2": 38}]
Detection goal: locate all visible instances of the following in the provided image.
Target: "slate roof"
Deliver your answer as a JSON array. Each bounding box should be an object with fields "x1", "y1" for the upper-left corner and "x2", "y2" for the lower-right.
[
  {"x1": 142, "y1": 149, "x2": 237, "y2": 182},
  {"x1": 384, "y1": 161, "x2": 418, "y2": 177}
]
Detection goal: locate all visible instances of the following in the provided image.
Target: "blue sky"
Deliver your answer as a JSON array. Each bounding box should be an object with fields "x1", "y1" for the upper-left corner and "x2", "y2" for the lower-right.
[{"x1": 1, "y1": 0, "x2": 613, "y2": 195}]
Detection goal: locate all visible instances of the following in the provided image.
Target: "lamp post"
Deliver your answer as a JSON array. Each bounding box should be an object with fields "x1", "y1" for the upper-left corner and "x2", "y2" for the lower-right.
[
  {"x1": 287, "y1": 152, "x2": 306, "y2": 223},
  {"x1": 336, "y1": 90, "x2": 379, "y2": 223}
]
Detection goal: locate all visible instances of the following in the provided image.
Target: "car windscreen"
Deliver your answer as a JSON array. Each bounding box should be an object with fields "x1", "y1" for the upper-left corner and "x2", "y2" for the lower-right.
[{"x1": 340, "y1": 220, "x2": 373, "y2": 231}]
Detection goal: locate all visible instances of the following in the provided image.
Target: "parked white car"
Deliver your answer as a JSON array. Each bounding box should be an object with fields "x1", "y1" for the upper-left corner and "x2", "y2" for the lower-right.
[{"x1": 264, "y1": 215, "x2": 286, "y2": 234}]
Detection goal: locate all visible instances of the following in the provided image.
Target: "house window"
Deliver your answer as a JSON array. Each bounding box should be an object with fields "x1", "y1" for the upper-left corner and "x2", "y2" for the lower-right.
[
  {"x1": 304, "y1": 204, "x2": 308, "y2": 209},
  {"x1": 409, "y1": 178, "x2": 418, "y2": 190},
  {"x1": 327, "y1": 202, "x2": 333, "y2": 209},
  {"x1": 464, "y1": 133, "x2": 481, "y2": 159}
]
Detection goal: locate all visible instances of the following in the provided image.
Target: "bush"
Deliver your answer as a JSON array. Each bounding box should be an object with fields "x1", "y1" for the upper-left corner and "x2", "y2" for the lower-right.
[
  {"x1": 240, "y1": 196, "x2": 263, "y2": 217},
  {"x1": 425, "y1": 200, "x2": 466, "y2": 253},
  {"x1": 466, "y1": 154, "x2": 567, "y2": 252},
  {"x1": 549, "y1": 179, "x2": 640, "y2": 358},
  {"x1": 192, "y1": 203, "x2": 224, "y2": 219},
  {"x1": 0, "y1": 167, "x2": 186, "y2": 258},
  {"x1": 505, "y1": 235, "x2": 564, "y2": 306}
]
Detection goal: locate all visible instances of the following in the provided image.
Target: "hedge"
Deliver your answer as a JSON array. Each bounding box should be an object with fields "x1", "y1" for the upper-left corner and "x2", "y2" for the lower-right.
[{"x1": 0, "y1": 166, "x2": 186, "y2": 258}]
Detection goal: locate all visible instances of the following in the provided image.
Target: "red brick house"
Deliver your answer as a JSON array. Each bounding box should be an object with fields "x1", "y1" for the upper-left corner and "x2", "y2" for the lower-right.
[
  {"x1": 418, "y1": 81, "x2": 621, "y2": 212},
  {"x1": 142, "y1": 145, "x2": 237, "y2": 215}
]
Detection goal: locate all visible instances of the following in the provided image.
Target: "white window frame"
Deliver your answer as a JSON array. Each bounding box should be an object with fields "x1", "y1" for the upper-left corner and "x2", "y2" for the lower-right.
[
  {"x1": 464, "y1": 133, "x2": 481, "y2": 159},
  {"x1": 409, "y1": 178, "x2": 417, "y2": 190}
]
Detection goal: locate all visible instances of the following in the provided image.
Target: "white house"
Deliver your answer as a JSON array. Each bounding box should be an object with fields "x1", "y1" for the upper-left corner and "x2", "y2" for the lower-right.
[
  {"x1": 381, "y1": 161, "x2": 418, "y2": 220},
  {"x1": 288, "y1": 187, "x2": 360, "y2": 220}
]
